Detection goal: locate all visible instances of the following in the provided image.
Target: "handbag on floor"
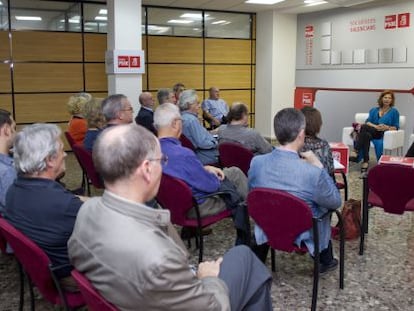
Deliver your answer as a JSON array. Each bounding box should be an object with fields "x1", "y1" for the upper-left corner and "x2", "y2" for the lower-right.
[{"x1": 333, "y1": 199, "x2": 361, "y2": 241}]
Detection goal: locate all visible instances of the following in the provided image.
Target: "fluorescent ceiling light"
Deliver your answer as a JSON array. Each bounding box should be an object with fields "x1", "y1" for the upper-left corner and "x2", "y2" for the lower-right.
[
  {"x1": 95, "y1": 16, "x2": 107, "y2": 21},
  {"x1": 99, "y1": 9, "x2": 107, "y2": 15},
  {"x1": 180, "y1": 13, "x2": 209, "y2": 20},
  {"x1": 0, "y1": 1, "x2": 3, "y2": 5},
  {"x1": 15, "y1": 16, "x2": 42, "y2": 21},
  {"x1": 304, "y1": 0, "x2": 327, "y2": 5},
  {"x1": 211, "y1": 20, "x2": 227, "y2": 25},
  {"x1": 245, "y1": 0, "x2": 285, "y2": 4},
  {"x1": 167, "y1": 19, "x2": 193, "y2": 24},
  {"x1": 69, "y1": 15, "x2": 80, "y2": 23}
]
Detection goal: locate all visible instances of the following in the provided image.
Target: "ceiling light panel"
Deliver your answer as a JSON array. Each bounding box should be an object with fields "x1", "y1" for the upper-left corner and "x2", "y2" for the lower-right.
[{"x1": 245, "y1": 0, "x2": 286, "y2": 4}]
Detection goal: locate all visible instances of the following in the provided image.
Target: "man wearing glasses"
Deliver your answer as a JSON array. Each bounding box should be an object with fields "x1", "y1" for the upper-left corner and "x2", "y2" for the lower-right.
[
  {"x1": 68, "y1": 123, "x2": 273, "y2": 310},
  {"x1": 101, "y1": 94, "x2": 134, "y2": 127}
]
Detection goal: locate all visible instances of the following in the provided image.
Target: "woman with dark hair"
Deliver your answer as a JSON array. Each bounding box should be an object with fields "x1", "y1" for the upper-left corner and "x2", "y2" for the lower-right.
[
  {"x1": 217, "y1": 102, "x2": 272, "y2": 155},
  {"x1": 352, "y1": 90, "x2": 400, "y2": 172},
  {"x1": 300, "y1": 106, "x2": 334, "y2": 178}
]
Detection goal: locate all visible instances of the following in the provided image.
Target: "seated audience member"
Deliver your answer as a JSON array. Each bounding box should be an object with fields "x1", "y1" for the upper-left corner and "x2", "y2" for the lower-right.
[
  {"x1": 179, "y1": 89, "x2": 219, "y2": 165},
  {"x1": 248, "y1": 108, "x2": 341, "y2": 273},
  {"x1": 155, "y1": 103, "x2": 249, "y2": 241},
  {"x1": 157, "y1": 88, "x2": 176, "y2": 105},
  {"x1": 300, "y1": 106, "x2": 334, "y2": 178},
  {"x1": 0, "y1": 109, "x2": 16, "y2": 213},
  {"x1": 202, "y1": 87, "x2": 229, "y2": 128},
  {"x1": 4, "y1": 124, "x2": 85, "y2": 289},
  {"x1": 218, "y1": 102, "x2": 272, "y2": 155},
  {"x1": 83, "y1": 98, "x2": 106, "y2": 152},
  {"x1": 173, "y1": 82, "x2": 185, "y2": 103},
  {"x1": 102, "y1": 94, "x2": 134, "y2": 127},
  {"x1": 68, "y1": 123, "x2": 273, "y2": 311},
  {"x1": 135, "y1": 92, "x2": 156, "y2": 134},
  {"x1": 67, "y1": 92, "x2": 91, "y2": 145}
]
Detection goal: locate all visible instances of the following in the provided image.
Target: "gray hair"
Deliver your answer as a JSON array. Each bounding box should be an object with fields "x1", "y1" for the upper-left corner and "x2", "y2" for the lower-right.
[
  {"x1": 93, "y1": 124, "x2": 158, "y2": 183},
  {"x1": 14, "y1": 123, "x2": 62, "y2": 175},
  {"x1": 101, "y1": 94, "x2": 127, "y2": 122},
  {"x1": 157, "y1": 88, "x2": 173, "y2": 105},
  {"x1": 154, "y1": 103, "x2": 180, "y2": 129},
  {"x1": 178, "y1": 89, "x2": 197, "y2": 112},
  {"x1": 273, "y1": 108, "x2": 306, "y2": 145}
]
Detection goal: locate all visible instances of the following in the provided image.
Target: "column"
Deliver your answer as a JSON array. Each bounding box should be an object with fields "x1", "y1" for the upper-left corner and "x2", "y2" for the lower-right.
[{"x1": 107, "y1": 0, "x2": 142, "y2": 111}]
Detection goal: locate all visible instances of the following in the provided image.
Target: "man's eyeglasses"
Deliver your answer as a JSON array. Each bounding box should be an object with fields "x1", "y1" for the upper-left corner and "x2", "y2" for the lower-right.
[{"x1": 148, "y1": 154, "x2": 168, "y2": 166}]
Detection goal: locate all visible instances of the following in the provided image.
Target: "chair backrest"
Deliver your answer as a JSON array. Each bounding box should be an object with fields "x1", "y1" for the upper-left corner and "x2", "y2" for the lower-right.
[
  {"x1": 72, "y1": 144, "x2": 104, "y2": 189},
  {"x1": 355, "y1": 113, "x2": 405, "y2": 129},
  {"x1": 247, "y1": 188, "x2": 313, "y2": 252},
  {"x1": 156, "y1": 173, "x2": 194, "y2": 226},
  {"x1": 0, "y1": 218, "x2": 63, "y2": 304},
  {"x1": 0, "y1": 214, "x2": 7, "y2": 253},
  {"x1": 218, "y1": 142, "x2": 254, "y2": 176},
  {"x1": 179, "y1": 134, "x2": 196, "y2": 151},
  {"x1": 368, "y1": 164, "x2": 414, "y2": 214},
  {"x1": 71, "y1": 270, "x2": 118, "y2": 311},
  {"x1": 64, "y1": 131, "x2": 76, "y2": 148}
]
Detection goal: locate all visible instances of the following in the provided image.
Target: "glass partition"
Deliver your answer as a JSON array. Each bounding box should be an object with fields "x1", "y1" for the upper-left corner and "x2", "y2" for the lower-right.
[{"x1": 205, "y1": 11, "x2": 251, "y2": 39}]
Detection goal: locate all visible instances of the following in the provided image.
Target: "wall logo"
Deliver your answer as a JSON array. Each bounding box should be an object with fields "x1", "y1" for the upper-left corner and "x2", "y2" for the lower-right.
[{"x1": 385, "y1": 13, "x2": 410, "y2": 29}]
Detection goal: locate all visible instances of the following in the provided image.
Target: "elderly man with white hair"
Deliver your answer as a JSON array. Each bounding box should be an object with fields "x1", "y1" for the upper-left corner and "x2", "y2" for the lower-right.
[
  {"x1": 179, "y1": 89, "x2": 219, "y2": 165},
  {"x1": 4, "y1": 123, "x2": 85, "y2": 291}
]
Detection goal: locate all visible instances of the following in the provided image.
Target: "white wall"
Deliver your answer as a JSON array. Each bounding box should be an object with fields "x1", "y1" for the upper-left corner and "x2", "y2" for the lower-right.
[{"x1": 255, "y1": 11, "x2": 297, "y2": 139}]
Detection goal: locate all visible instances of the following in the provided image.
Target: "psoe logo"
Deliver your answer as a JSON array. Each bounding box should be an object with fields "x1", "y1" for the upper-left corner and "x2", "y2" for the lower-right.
[
  {"x1": 398, "y1": 13, "x2": 410, "y2": 28},
  {"x1": 384, "y1": 15, "x2": 396, "y2": 29},
  {"x1": 118, "y1": 55, "x2": 129, "y2": 68}
]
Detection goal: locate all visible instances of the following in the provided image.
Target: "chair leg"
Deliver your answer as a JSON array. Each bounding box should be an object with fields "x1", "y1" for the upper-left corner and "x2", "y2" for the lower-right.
[
  {"x1": 341, "y1": 172, "x2": 348, "y2": 201},
  {"x1": 197, "y1": 226, "x2": 203, "y2": 263},
  {"x1": 359, "y1": 173, "x2": 369, "y2": 255},
  {"x1": 17, "y1": 263, "x2": 25, "y2": 311},
  {"x1": 271, "y1": 249, "x2": 275, "y2": 272},
  {"x1": 27, "y1": 275, "x2": 35, "y2": 311},
  {"x1": 311, "y1": 219, "x2": 320, "y2": 311}
]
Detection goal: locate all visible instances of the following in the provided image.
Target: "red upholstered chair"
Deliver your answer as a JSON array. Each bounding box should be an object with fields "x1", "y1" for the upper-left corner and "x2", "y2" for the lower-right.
[
  {"x1": 218, "y1": 142, "x2": 254, "y2": 176},
  {"x1": 247, "y1": 188, "x2": 345, "y2": 311},
  {"x1": 179, "y1": 134, "x2": 196, "y2": 151},
  {"x1": 0, "y1": 215, "x2": 7, "y2": 254},
  {"x1": 359, "y1": 164, "x2": 414, "y2": 255},
  {"x1": 71, "y1": 270, "x2": 118, "y2": 311},
  {"x1": 0, "y1": 218, "x2": 84, "y2": 311},
  {"x1": 156, "y1": 173, "x2": 232, "y2": 262},
  {"x1": 64, "y1": 131, "x2": 87, "y2": 194},
  {"x1": 71, "y1": 144, "x2": 104, "y2": 196}
]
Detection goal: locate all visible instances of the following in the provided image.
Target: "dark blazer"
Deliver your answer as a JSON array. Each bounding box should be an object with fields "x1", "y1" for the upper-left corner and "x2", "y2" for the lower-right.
[{"x1": 135, "y1": 107, "x2": 156, "y2": 135}]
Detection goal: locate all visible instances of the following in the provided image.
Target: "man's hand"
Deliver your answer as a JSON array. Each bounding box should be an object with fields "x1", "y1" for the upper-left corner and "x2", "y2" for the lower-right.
[
  {"x1": 197, "y1": 257, "x2": 223, "y2": 279},
  {"x1": 300, "y1": 150, "x2": 324, "y2": 169},
  {"x1": 204, "y1": 165, "x2": 225, "y2": 180},
  {"x1": 212, "y1": 118, "x2": 221, "y2": 126}
]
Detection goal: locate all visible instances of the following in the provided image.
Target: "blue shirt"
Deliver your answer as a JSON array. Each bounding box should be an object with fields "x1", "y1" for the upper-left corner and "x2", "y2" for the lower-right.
[
  {"x1": 0, "y1": 153, "x2": 16, "y2": 213},
  {"x1": 248, "y1": 148, "x2": 341, "y2": 254},
  {"x1": 83, "y1": 129, "x2": 101, "y2": 151},
  {"x1": 159, "y1": 137, "x2": 220, "y2": 203},
  {"x1": 4, "y1": 177, "x2": 83, "y2": 272},
  {"x1": 181, "y1": 111, "x2": 219, "y2": 164},
  {"x1": 201, "y1": 98, "x2": 229, "y2": 120},
  {"x1": 366, "y1": 106, "x2": 399, "y2": 128}
]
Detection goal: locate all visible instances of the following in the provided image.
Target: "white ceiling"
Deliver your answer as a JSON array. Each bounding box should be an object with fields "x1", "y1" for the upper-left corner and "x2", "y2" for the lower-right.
[{"x1": 141, "y1": 0, "x2": 405, "y2": 14}]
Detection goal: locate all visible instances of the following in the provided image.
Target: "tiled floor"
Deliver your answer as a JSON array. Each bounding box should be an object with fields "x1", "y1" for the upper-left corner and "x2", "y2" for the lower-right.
[{"x1": 1, "y1": 153, "x2": 414, "y2": 310}]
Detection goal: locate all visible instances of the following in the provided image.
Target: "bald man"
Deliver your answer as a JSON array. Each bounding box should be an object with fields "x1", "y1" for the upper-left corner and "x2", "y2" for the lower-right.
[{"x1": 135, "y1": 92, "x2": 156, "y2": 134}]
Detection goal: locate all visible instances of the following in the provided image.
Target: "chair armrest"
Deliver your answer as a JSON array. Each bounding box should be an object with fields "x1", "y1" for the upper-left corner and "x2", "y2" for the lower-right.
[
  {"x1": 383, "y1": 129, "x2": 405, "y2": 149},
  {"x1": 342, "y1": 127, "x2": 354, "y2": 147}
]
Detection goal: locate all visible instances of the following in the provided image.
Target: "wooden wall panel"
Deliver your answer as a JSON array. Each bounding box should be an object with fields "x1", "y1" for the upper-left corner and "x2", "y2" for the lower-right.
[
  {"x1": 16, "y1": 122, "x2": 70, "y2": 150},
  {"x1": 14, "y1": 63, "x2": 83, "y2": 92},
  {"x1": 252, "y1": 41, "x2": 256, "y2": 65},
  {"x1": 84, "y1": 33, "x2": 106, "y2": 62},
  {"x1": 148, "y1": 36, "x2": 203, "y2": 63},
  {"x1": 12, "y1": 31, "x2": 82, "y2": 61},
  {"x1": 14, "y1": 93, "x2": 72, "y2": 123},
  {"x1": 205, "y1": 39, "x2": 251, "y2": 64},
  {"x1": 0, "y1": 64, "x2": 11, "y2": 92},
  {"x1": 85, "y1": 63, "x2": 107, "y2": 92},
  {"x1": 203, "y1": 90, "x2": 252, "y2": 108},
  {"x1": 148, "y1": 64, "x2": 203, "y2": 90},
  {"x1": 89, "y1": 92, "x2": 108, "y2": 100},
  {"x1": 0, "y1": 95, "x2": 12, "y2": 113},
  {"x1": 0, "y1": 31, "x2": 10, "y2": 60},
  {"x1": 142, "y1": 72, "x2": 148, "y2": 91},
  {"x1": 205, "y1": 65, "x2": 251, "y2": 89}
]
